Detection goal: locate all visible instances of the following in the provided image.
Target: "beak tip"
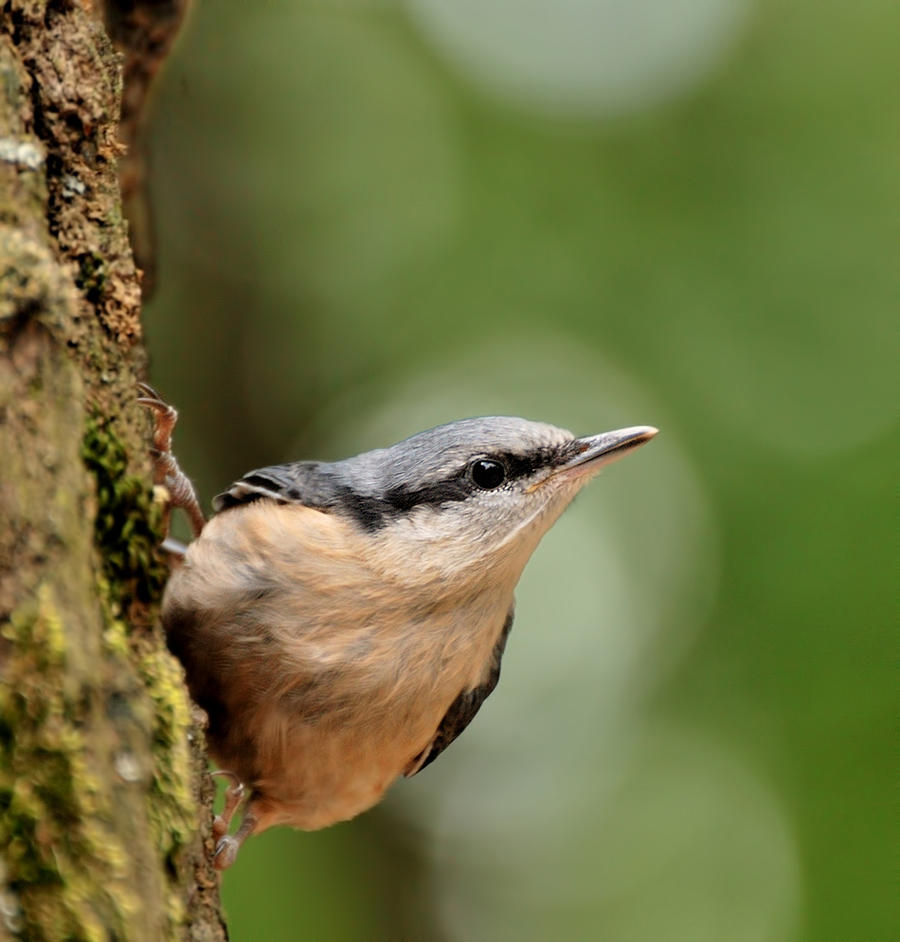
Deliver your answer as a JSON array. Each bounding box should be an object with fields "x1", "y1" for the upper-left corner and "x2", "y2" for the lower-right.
[
  {"x1": 560, "y1": 423, "x2": 660, "y2": 478},
  {"x1": 613, "y1": 425, "x2": 659, "y2": 444}
]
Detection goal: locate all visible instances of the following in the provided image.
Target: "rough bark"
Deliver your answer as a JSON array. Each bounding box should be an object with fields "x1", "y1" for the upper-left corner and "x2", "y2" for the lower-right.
[{"x1": 0, "y1": 1, "x2": 225, "y2": 938}]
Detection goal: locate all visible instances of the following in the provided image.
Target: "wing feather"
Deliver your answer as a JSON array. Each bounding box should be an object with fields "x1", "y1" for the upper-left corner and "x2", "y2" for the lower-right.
[
  {"x1": 407, "y1": 607, "x2": 515, "y2": 776},
  {"x1": 212, "y1": 462, "x2": 328, "y2": 512}
]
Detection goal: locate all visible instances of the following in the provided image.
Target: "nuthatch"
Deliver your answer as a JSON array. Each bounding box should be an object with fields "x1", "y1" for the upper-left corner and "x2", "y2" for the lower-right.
[{"x1": 138, "y1": 385, "x2": 657, "y2": 869}]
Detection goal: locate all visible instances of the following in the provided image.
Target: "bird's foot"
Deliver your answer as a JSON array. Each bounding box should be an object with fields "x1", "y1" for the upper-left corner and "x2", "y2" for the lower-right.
[
  {"x1": 213, "y1": 811, "x2": 258, "y2": 871},
  {"x1": 137, "y1": 382, "x2": 206, "y2": 539},
  {"x1": 209, "y1": 770, "x2": 258, "y2": 871},
  {"x1": 210, "y1": 769, "x2": 246, "y2": 841}
]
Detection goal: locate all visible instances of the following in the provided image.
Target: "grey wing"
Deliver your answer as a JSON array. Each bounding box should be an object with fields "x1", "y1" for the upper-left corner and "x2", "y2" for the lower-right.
[
  {"x1": 408, "y1": 607, "x2": 515, "y2": 776},
  {"x1": 212, "y1": 461, "x2": 332, "y2": 512}
]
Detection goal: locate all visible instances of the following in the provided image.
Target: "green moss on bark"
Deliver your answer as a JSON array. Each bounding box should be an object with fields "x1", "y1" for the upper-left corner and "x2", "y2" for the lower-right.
[
  {"x1": 0, "y1": 406, "x2": 214, "y2": 941},
  {"x1": 0, "y1": 585, "x2": 141, "y2": 940},
  {"x1": 81, "y1": 414, "x2": 168, "y2": 611},
  {"x1": 81, "y1": 413, "x2": 202, "y2": 938}
]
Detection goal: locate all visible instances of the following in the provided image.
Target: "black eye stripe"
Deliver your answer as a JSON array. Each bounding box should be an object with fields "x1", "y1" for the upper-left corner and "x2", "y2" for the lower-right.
[
  {"x1": 489, "y1": 446, "x2": 564, "y2": 479},
  {"x1": 385, "y1": 478, "x2": 470, "y2": 513},
  {"x1": 331, "y1": 443, "x2": 573, "y2": 529}
]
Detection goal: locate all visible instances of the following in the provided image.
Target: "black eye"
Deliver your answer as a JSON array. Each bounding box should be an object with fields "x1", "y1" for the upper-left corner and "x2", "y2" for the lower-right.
[{"x1": 469, "y1": 458, "x2": 506, "y2": 490}]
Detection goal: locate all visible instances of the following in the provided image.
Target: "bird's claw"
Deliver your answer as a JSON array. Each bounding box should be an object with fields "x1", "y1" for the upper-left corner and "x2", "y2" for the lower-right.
[
  {"x1": 137, "y1": 382, "x2": 206, "y2": 538},
  {"x1": 211, "y1": 769, "x2": 246, "y2": 841},
  {"x1": 213, "y1": 835, "x2": 241, "y2": 871},
  {"x1": 209, "y1": 770, "x2": 257, "y2": 871}
]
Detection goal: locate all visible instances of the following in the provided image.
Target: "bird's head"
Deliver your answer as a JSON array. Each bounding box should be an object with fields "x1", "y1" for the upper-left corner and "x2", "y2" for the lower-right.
[{"x1": 323, "y1": 417, "x2": 658, "y2": 588}]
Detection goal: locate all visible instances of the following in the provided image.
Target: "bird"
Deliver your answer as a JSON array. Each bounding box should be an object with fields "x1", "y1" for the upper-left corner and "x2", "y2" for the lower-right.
[{"x1": 138, "y1": 384, "x2": 657, "y2": 869}]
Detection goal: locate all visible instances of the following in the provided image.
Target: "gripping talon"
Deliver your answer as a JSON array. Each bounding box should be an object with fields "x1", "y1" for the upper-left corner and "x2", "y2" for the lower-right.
[
  {"x1": 213, "y1": 809, "x2": 258, "y2": 871},
  {"x1": 208, "y1": 771, "x2": 257, "y2": 870},
  {"x1": 136, "y1": 381, "x2": 161, "y2": 398},
  {"x1": 211, "y1": 769, "x2": 246, "y2": 840},
  {"x1": 137, "y1": 382, "x2": 206, "y2": 539}
]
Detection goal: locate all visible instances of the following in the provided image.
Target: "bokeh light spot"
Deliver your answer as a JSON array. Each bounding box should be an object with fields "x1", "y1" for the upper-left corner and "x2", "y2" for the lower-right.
[{"x1": 407, "y1": 0, "x2": 752, "y2": 118}]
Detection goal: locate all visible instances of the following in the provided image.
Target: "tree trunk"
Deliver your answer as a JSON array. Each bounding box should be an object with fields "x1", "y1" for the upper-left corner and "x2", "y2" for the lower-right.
[{"x1": 0, "y1": 1, "x2": 226, "y2": 938}]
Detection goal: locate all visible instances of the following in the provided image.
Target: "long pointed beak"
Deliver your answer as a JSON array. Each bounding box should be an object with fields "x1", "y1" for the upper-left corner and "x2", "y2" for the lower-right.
[{"x1": 554, "y1": 425, "x2": 658, "y2": 482}]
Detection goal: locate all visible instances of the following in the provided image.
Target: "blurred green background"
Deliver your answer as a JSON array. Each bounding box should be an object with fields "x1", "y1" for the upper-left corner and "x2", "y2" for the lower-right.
[{"x1": 142, "y1": 1, "x2": 897, "y2": 938}]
